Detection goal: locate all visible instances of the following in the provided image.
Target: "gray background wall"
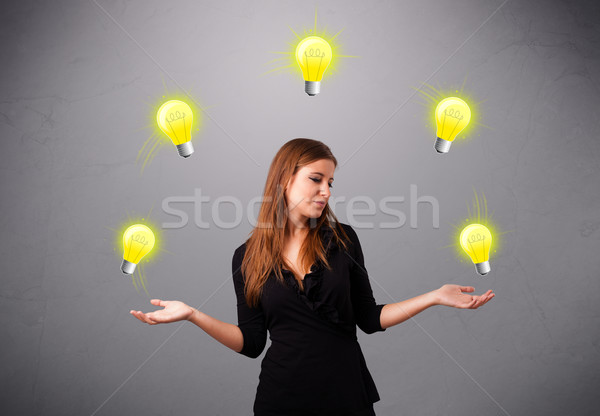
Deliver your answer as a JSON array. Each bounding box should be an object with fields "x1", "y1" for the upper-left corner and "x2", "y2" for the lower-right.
[{"x1": 1, "y1": 0, "x2": 599, "y2": 415}]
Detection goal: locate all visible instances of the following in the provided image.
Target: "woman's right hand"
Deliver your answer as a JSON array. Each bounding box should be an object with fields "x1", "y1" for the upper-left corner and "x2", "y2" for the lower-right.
[{"x1": 130, "y1": 299, "x2": 194, "y2": 325}]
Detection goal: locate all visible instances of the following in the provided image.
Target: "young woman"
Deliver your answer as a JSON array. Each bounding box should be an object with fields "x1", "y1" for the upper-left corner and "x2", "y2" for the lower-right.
[{"x1": 131, "y1": 138, "x2": 494, "y2": 415}]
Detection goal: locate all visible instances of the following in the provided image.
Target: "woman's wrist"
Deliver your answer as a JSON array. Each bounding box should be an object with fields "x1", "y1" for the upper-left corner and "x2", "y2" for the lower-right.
[
  {"x1": 427, "y1": 289, "x2": 441, "y2": 307},
  {"x1": 186, "y1": 306, "x2": 198, "y2": 322}
]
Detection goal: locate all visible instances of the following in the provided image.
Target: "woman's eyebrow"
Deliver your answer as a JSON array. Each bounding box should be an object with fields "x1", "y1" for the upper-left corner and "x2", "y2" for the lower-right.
[{"x1": 310, "y1": 172, "x2": 334, "y2": 181}]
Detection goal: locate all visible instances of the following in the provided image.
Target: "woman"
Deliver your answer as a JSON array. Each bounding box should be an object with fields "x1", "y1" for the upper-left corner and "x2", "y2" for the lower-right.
[{"x1": 131, "y1": 138, "x2": 494, "y2": 415}]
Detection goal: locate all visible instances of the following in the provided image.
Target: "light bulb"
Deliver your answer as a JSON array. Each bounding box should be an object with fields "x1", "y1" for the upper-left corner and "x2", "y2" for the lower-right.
[
  {"x1": 434, "y1": 97, "x2": 471, "y2": 154},
  {"x1": 460, "y1": 223, "x2": 492, "y2": 275},
  {"x1": 121, "y1": 224, "x2": 155, "y2": 274},
  {"x1": 295, "y1": 36, "x2": 332, "y2": 96},
  {"x1": 157, "y1": 100, "x2": 194, "y2": 158}
]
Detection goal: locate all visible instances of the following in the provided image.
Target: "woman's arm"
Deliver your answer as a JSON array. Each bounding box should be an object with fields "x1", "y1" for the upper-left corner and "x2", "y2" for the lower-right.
[
  {"x1": 131, "y1": 247, "x2": 267, "y2": 358},
  {"x1": 380, "y1": 291, "x2": 437, "y2": 330},
  {"x1": 379, "y1": 285, "x2": 494, "y2": 329},
  {"x1": 187, "y1": 308, "x2": 244, "y2": 353},
  {"x1": 131, "y1": 299, "x2": 244, "y2": 353}
]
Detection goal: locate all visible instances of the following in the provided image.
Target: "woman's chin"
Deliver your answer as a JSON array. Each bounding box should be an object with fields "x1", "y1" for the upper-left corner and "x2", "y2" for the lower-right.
[{"x1": 311, "y1": 209, "x2": 326, "y2": 218}]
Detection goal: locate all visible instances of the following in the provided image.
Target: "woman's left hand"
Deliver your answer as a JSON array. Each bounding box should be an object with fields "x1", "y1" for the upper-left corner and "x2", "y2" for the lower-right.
[{"x1": 434, "y1": 284, "x2": 495, "y2": 309}]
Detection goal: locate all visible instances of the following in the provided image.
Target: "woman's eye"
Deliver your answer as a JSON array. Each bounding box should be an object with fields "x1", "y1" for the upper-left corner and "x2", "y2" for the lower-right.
[{"x1": 310, "y1": 177, "x2": 333, "y2": 188}]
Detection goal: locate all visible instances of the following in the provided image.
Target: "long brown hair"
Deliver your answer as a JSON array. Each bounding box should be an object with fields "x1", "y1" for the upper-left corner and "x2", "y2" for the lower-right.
[{"x1": 241, "y1": 138, "x2": 350, "y2": 308}]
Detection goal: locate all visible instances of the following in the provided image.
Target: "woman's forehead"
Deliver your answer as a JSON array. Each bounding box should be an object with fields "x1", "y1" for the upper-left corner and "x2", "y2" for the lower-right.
[{"x1": 299, "y1": 159, "x2": 335, "y2": 175}]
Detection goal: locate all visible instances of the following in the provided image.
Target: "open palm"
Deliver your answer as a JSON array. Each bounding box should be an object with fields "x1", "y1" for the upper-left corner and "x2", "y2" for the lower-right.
[
  {"x1": 436, "y1": 284, "x2": 494, "y2": 309},
  {"x1": 130, "y1": 299, "x2": 194, "y2": 325}
]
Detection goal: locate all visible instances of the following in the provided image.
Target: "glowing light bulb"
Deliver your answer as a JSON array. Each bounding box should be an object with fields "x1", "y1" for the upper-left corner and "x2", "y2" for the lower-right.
[
  {"x1": 460, "y1": 223, "x2": 492, "y2": 275},
  {"x1": 434, "y1": 97, "x2": 471, "y2": 154},
  {"x1": 121, "y1": 224, "x2": 155, "y2": 274},
  {"x1": 157, "y1": 100, "x2": 194, "y2": 158},
  {"x1": 295, "y1": 36, "x2": 332, "y2": 96}
]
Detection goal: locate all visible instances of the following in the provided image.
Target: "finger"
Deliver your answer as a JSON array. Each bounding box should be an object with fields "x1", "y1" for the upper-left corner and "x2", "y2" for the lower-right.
[
  {"x1": 462, "y1": 296, "x2": 477, "y2": 309},
  {"x1": 473, "y1": 294, "x2": 491, "y2": 309},
  {"x1": 476, "y1": 296, "x2": 487, "y2": 308},
  {"x1": 475, "y1": 291, "x2": 492, "y2": 303},
  {"x1": 144, "y1": 312, "x2": 159, "y2": 324},
  {"x1": 467, "y1": 298, "x2": 478, "y2": 309},
  {"x1": 151, "y1": 299, "x2": 163, "y2": 306},
  {"x1": 480, "y1": 293, "x2": 493, "y2": 306},
  {"x1": 130, "y1": 310, "x2": 144, "y2": 322},
  {"x1": 134, "y1": 311, "x2": 149, "y2": 323},
  {"x1": 135, "y1": 310, "x2": 156, "y2": 325},
  {"x1": 460, "y1": 286, "x2": 475, "y2": 293},
  {"x1": 132, "y1": 310, "x2": 148, "y2": 323},
  {"x1": 147, "y1": 312, "x2": 163, "y2": 323},
  {"x1": 470, "y1": 296, "x2": 484, "y2": 309}
]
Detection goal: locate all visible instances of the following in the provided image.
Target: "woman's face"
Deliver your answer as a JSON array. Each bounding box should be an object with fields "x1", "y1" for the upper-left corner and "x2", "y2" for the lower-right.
[{"x1": 284, "y1": 159, "x2": 335, "y2": 226}]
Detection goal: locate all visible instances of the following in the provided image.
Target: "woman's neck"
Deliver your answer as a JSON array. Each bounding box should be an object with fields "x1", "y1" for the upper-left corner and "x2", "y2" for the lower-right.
[{"x1": 285, "y1": 219, "x2": 309, "y2": 240}]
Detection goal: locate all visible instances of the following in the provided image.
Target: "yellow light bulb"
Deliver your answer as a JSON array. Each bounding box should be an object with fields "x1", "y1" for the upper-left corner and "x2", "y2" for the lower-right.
[
  {"x1": 121, "y1": 224, "x2": 155, "y2": 274},
  {"x1": 157, "y1": 100, "x2": 195, "y2": 158},
  {"x1": 460, "y1": 223, "x2": 492, "y2": 275},
  {"x1": 434, "y1": 97, "x2": 471, "y2": 153},
  {"x1": 295, "y1": 36, "x2": 332, "y2": 96}
]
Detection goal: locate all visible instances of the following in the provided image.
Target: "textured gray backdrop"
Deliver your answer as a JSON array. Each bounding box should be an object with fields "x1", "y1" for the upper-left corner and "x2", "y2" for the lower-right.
[{"x1": 1, "y1": 0, "x2": 599, "y2": 415}]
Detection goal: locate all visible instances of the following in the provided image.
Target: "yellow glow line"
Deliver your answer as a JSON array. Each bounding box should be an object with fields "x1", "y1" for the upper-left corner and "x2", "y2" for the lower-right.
[
  {"x1": 483, "y1": 193, "x2": 488, "y2": 221},
  {"x1": 137, "y1": 135, "x2": 154, "y2": 163},
  {"x1": 266, "y1": 56, "x2": 291, "y2": 64},
  {"x1": 161, "y1": 75, "x2": 169, "y2": 96},
  {"x1": 459, "y1": 76, "x2": 468, "y2": 94},
  {"x1": 141, "y1": 137, "x2": 162, "y2": 173},
  {"x1": 143, "y1": 142, "x2": 162, "y2": 172},
  {"x1": 425, "y1": 83, "x2": 445, "y2": 97},
  {"x1": 412, "y1": 87, "x2": 438, "y2": 104},
  {"x1": 139, "y1": 264, "x2": 150, "y2": 298},
  {"x1": 475, "y1": 190, "x2": 481, "y2": 222},
  {"x1": 330, "y1": 28, "x2": 345, "y2": 41},
  {"x1": 261, "y1": 64, "x2": 295, "y2": 76},
  {"x1": 288, "y1": 25, "x2": 301, "y2": 40}
]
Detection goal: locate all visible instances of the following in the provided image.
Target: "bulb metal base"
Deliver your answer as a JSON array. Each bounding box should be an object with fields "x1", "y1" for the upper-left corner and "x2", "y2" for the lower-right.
[
  {"x1": 434, "y1": 137, "x2": 452, "y2": 154},
  {"x1": 305, "y1": 81, "x2": 320, "y2": 96},
  {"x1": 176, "y1": 142, "x2": 194, "y2": 158},
  {"x1": 121, "y1": 259, "x2": 137, "y2": 275},
  {"x1": 475, "y1": 261, "x2": 491, "y2": 275}
]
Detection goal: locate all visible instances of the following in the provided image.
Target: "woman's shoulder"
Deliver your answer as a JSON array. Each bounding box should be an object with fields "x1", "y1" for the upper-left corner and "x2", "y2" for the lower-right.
[
  {"x1": 232, "y1": 241, "x2": 248, "y2": 266},
  {"x1": 334, "y1": 221, "x2": 359, "y2": 242},
  {"x1": 234, "y1": 241, "x2": 247, "y2": 254},
  {"x1": 336, "y1": 221, "x2": 354, "y2": 232}
]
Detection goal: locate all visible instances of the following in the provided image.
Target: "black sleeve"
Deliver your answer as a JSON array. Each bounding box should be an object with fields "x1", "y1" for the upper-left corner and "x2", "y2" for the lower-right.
[
  {"x1": 232, "y1": 245, "x2": 268, "y2": 358},
  {"x1": 343, "y1": 225, "x2": 387, "y2": 334}
]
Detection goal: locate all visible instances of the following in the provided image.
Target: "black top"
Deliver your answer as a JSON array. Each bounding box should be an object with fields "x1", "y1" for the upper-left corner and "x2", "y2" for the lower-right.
[{"x1": 232, "y1": 222, "x2": 387, "y2": 416}]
